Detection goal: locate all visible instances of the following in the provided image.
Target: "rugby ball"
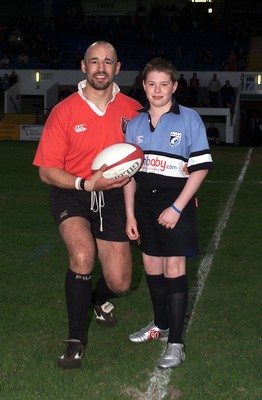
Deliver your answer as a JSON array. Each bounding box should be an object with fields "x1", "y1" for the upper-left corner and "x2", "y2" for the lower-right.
[{"x1": 91, "y1": 143, "x2": 144, "y2": 179}]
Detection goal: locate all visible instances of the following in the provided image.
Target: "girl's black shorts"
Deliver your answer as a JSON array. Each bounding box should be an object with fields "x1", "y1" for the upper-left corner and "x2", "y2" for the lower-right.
[{"x1": 134, "y1": 187, "x2": 199, "y2": 257}]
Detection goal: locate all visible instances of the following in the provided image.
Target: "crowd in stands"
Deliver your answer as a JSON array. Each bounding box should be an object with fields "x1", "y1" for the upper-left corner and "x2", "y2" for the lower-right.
[
  {"x1": 0, "y1": 16, "x2": 66, "y2": 70},
  {"x1": 0, "y1": 3, "x2": 251, "y2": 72}
]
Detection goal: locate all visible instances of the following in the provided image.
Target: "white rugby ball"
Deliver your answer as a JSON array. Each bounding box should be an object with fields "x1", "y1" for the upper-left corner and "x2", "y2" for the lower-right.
[{"x1": 91, "y1": 143, "x2": 144, "y2": 179}]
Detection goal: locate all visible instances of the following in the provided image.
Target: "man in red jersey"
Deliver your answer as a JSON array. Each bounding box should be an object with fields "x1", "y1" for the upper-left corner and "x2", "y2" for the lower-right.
[{"x1": 33, "y1": 41, "x2": 141, "y2": 370}]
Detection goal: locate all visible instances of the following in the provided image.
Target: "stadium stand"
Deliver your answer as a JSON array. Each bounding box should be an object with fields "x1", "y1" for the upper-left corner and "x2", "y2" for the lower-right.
[{"x1": 0, "y1": 3, "x2": 251, "y2": 72}]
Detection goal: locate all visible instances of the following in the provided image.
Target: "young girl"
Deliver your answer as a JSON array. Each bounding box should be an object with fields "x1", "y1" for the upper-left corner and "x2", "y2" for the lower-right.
[{"x1": 124, "y1": 58, "x2": 213, "y2": 369}]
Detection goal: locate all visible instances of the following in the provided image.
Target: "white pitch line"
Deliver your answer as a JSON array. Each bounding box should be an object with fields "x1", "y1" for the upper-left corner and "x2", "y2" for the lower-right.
[{"x1": 143, "y1": 148, "x2": 253, "y2": 400}]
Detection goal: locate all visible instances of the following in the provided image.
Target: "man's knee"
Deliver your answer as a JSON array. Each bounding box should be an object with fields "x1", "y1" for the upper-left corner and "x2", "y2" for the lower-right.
[
  {"x1": 106, "y1": 274, "x2": 131, "y2": 294},
  {"x1": 69, "y1": 251, "x2": 94, "y2": 274}
]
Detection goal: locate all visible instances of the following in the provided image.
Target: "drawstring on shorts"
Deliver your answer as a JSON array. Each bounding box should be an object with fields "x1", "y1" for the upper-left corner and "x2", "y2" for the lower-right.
[{"x1": 90, "y1": 191, "x2": 105, "y2": 232}]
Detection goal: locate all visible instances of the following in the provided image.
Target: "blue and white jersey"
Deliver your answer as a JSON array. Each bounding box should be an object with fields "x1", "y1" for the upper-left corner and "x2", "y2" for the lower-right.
[{"x1": 126, "y1": 102, "x2": 213, "y2": 190}]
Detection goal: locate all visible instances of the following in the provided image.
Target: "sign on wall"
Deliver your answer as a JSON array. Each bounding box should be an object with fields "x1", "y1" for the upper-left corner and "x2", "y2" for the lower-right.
[
  {"x1": 0, "y1": 124, "x2": 19, "y2": 140},
  {"x1": 20, "y1": 124, "x2": 44, "y2": 141}
]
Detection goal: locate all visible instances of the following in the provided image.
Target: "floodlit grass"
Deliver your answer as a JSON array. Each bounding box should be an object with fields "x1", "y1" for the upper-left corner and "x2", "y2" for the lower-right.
[{"x1": 0, "y1": 142, "x2": 261, "y2": 400}]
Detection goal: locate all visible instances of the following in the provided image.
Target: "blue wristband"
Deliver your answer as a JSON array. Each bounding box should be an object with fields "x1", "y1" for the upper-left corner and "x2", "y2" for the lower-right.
[{"x1": 171, "y1": 204, "x2": 182, "y2": 214}]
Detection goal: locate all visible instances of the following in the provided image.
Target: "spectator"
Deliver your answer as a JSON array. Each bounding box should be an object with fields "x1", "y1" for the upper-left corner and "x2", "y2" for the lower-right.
[
  {"x1": 175, "y1": 73, "x2": 188, "y2": 105},
  {"x1": 249, "y1": 112, "x2": 262, "y2": 147},
  {"x1": 208, "y1": 73, "x2": 221, "y2": 107},
  {"x1": 2, "y1": 73, "x2": 9, "y2": 91},
  {"x1": 219, "y1": 62, "x2": 227, "y2": 71},
  {"x1": 128, "y1": 72, "x2": 146, "y2": 105},
  {"x1": 189, "y1": 72, "x2": 199, "y2": 107},
  {"x1": 175, "y1": 46, "x2": 184, "y2": 65},
  {"x1": 206, "y1": 122, "x2": 220, "y2": 144},
  {"x1": 8, "y1": 71, "x2": 18, "y2": 87},
  {"x1": 236, "y1": 57, "x2": 246, "y2": 71},
  {"x1": 0, "y1": 54, "x2": 10, "y2": 68},
  {"x1": 227, "y1": 49, "x2": 237, "y2": 71},
  {"x1": 220, "y1": 80, "x2": 235, "y2": 108},
  {"x1": 195, "y1": 51, "x2": 205, "y2": 66},
  {"x1": 204, "y1": 50, "x2": 214, "y2": 64},
  {"x1": 136, "y1": 1, "x2": 147, "y2": 12},
  {"x1": 7, "y1": 27, "x2": 22, "y2": 45},
  {"x1": 18, "y1": 52, "x2": 30, "y2": 65}
]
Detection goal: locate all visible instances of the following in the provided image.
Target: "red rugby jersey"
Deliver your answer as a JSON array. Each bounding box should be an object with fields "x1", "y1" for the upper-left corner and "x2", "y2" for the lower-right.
[{"x1": 33, "y1": 85, "x2": 141, "y2": 179}]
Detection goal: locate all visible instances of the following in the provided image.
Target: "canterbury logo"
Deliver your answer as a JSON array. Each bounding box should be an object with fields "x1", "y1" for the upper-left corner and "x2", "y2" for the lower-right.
[{"x1": 75, "y1": 124, "x2": 87, "y2": 133}]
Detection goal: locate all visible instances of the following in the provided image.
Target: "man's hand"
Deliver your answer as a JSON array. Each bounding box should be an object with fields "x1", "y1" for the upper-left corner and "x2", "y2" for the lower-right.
[{"x1": 85, "y1": 164, "x2": 130, "y2": 191}]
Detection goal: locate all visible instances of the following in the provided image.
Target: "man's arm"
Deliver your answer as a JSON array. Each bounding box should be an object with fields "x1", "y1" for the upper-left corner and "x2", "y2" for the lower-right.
[{"x1": 39, "y1": 166, "x2": 130, "y2": 192}]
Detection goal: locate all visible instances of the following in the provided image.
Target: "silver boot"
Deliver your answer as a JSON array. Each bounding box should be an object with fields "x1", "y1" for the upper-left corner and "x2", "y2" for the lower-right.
[
  {"x1": 129, "y1": 321, "x2": 169, "y2": 343},
  {"x1": 158, "y1": 343, "x2": 185, "y2": 369}
]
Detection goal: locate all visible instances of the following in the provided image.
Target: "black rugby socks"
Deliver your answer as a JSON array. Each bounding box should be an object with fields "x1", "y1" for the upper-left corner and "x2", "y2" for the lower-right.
[
  {"x1": 92, "y1": 276, "x2": 118, "y2": 306},
  {"x1": 165, "y1": 274, "x2": 188, "y2": 343},
  {"x1": 145, "y1": 273, "x2": 169, "y2": 330},
  {"x1": 65, "y1": 268, "x2": 92, "y2": 344}
]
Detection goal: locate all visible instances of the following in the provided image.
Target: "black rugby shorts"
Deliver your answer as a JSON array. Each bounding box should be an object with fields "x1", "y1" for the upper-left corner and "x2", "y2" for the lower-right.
[
  {"x1": 135, "y1": 188, "x2": 199, "y2": 257},
  {"x1": 48, "y1": 186, "x2": 129, "y2": 242}
]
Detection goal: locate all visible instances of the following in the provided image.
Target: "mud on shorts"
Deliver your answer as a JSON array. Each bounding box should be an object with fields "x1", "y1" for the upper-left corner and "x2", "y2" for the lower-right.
[
  {"x1": 134, "y1": 187, "x2": 199, "y2": 257},
  {"x1": 48, "y1": 186, "x2": 129, "y2": 242}
]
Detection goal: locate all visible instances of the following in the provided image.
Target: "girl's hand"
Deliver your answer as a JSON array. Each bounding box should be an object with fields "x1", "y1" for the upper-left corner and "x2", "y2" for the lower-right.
[
  {"x1": 157, "y1": 206, "x2": 181, "y2": 229},
  {"x1": 126, "y1": 217, "x2": 140, "y2": 240}
]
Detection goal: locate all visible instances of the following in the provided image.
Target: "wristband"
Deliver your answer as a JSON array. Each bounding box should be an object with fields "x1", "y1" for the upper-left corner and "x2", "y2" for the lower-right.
[
  {"x1": 171, "y1": 204, "x2": 182, "y2": 214},
  {"x1": 80, "y1": 178, "x2": 87, "y2": 191},
  {"x1": 75, "y1": 177, "x2": 82, "y2": 190}
]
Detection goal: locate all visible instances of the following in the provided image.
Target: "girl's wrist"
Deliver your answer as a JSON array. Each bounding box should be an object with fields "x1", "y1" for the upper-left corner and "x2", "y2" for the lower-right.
[{"x1": 171, "y1": 204, "x2": 182, "y2": 214}]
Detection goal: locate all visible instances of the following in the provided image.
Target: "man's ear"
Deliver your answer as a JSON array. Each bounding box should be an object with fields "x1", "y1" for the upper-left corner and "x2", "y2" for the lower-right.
[
  {"x1": 81, "y1": 60, "x2": 86, "y2": 74},
  {"x1": 115, "y1": 61, "x2": 121, "y2": 76}
]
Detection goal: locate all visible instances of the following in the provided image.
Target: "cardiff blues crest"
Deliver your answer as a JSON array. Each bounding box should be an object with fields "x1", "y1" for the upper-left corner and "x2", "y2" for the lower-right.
[{"x1": 169, "y1": 131, "x2": 182, "y2": 147}]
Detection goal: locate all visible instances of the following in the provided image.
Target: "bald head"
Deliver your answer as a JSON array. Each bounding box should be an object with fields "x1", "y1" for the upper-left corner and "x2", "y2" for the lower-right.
[{"x1": 84, "y1": 41, "x2": 118, "y2": 63}]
